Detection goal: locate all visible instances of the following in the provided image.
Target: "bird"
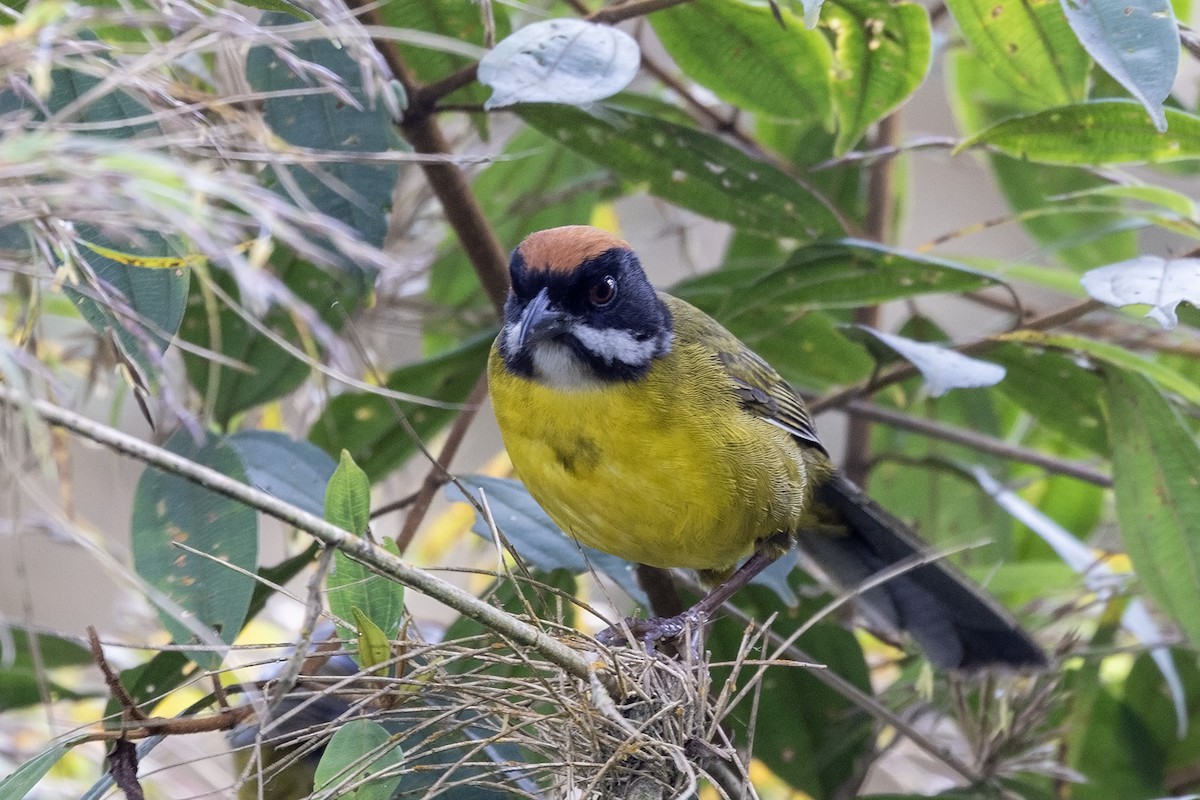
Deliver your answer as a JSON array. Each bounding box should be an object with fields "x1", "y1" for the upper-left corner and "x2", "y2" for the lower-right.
[{"x1": 486, "y1": 225, "x2": 1046, "y2": 671}]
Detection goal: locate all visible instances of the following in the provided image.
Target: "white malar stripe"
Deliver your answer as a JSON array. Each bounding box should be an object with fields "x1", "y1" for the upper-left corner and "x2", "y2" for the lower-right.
[{"x1": 571, "y1": 324, "x2": 664, "y2": 366}]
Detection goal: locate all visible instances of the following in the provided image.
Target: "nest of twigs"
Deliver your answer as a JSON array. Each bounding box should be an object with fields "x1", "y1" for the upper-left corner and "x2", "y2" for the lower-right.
[{"x1": 229, "y1": 616, "x2": 760, "y2": 799}]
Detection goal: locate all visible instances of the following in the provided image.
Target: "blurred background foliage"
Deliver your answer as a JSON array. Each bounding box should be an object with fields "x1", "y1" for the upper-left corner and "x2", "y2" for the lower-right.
[{"x1": 1, "y1": 0, "x2": 1200, "y2": 797}]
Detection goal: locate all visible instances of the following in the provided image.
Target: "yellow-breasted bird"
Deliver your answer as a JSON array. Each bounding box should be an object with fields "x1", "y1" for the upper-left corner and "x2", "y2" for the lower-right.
[{"x1": 487, "y1": 225, "x2": 1045, "y2": 670}]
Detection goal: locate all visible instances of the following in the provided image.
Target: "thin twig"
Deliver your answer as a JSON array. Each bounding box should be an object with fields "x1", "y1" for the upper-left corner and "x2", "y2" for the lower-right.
[
  {"x1": 396, "y1": 371, "x2": 490, "y2": 553},
  {"x1": 2, "y1": 388, "x2": 597, "y2": 686},
  {"x1": 843, "y1": 399, "x2": 1112, "y2": 487},
  {"x1": 810, "y1": 298, "x2": 1104, "y2": 414}
]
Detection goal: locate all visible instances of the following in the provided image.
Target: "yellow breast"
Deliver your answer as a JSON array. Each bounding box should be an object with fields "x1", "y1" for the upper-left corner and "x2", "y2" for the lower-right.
[{"x1": 487, "y1": 337, "x2": 810, "y2": 574}]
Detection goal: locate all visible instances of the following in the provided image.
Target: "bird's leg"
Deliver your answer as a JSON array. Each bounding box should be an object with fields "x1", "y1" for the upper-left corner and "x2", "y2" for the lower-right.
[{"x1": 596, "y1": 541, "x2": 786, "y2": 651}]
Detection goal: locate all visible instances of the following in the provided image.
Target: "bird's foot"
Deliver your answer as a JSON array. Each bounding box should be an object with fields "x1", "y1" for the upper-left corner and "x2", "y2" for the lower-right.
[{"x1": 596, "y1": 610, "x2": 707, "y2": 655}]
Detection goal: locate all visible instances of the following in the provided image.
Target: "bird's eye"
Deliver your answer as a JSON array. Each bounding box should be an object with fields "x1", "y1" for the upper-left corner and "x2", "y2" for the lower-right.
[{"x1": 589, "y1": 275, "x2": 617, "y2": 307}]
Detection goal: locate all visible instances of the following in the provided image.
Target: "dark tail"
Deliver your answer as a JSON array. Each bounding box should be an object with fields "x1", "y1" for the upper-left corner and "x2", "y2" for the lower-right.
[{"x1": 802, "y1": 474, "x2": 1046, "y2": 671}]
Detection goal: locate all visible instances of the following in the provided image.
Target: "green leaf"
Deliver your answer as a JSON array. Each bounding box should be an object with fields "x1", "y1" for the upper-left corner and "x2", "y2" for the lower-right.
[
  {"x1": 725, "y1": 310, "x2": 874, "y2": 389},
  {"x1": 961, "y1": 100, "x2": 1200, "y2": 165},
  {"x1": 989, "y1": 341, "x2": 1109, "y2": 453},
  {"x1": 519, "y1": 103, "x2": 845, "y2": 240},
  {"x1": 351, "y1": 607, "x2": 394, "y2": 672},
  {"x1": 131, "y1": 430, "x2": 257, "y2": 670},
  {"x1": 309, "y1": 333, "x2": 492, "y2": 482},
  {"x1": 943, "y1": 0, "x2": 1089, "y2": 106},
  {"x1": 68, "y1": 229, "x2": 189, "y2": 387},
  {"x1": 247, "y1": 14, "x2": 401, "y2": 259},
  {"x1": 0, "y1": 743, "x2": 72, "y2": 800},
  {"x1": 1003, "y1": 330, "x2": 1200, "y2": 405},
  {"x1": 823, "y1": 0, "x2": 931, "y2": 153},
  {"x1": 1060, "y1": 0, "x2": 1178, "y2": 131},
  {"x1": 708, "y1": 584, "x2": 872, "y2": 797},
  {"x1": 379, "y1": 0, "x2": 508, "y2": 112},
  {"x1": 314, "y1": 719, "x2": 403, "y2": 800},
  {"x1": 674, "y1": 239, "x2": 1001, "y2": 315},
  {"x1": 1101, "y1": 366, "x2": 1200, "y2": 646},
  {"x1": 228, "y1": 430, "x2": 337, "y2": 519},
  {"x1": 651, "y1": 0, "x2": 833, "y2": 122},
  {"x1": 0, "y1": 629, "x2": 95, "y2": 711},
  {"x1": 326, "y1": 450, "x2": 372, "y2": 536},
  {"x1": 452, "y1": 475, "x2": 648, "y2": 606},
  {"x1": 179, "y1": 250, "x2": 366, "y2": 428}
]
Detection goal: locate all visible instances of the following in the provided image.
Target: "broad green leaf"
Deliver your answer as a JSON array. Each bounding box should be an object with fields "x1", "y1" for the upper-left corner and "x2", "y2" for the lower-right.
[
  {"x1": 1081, "y1": 256, "x2": 1200, "y2": 328},
  {"x1": 725, "y1": 310, "x2": 874, "y2": 389},
  {"x1": 823, "y1": 0, "x2": 931, "y2": 153},
  {"x1": 0, "y1": 629, "x2": 94, "y2": 711},
  {"x1": 106, "y1": 546, "x2": 318, "y2": 722},
  {"x1": 68, "y1": 229, "x2": 189, "y2": 387},
  {"x1": 314, "y1": 719, "x2": 403, "y2": 800},
  {"x1": 948, "y1": 50, "x2": 1137, "y2": 269},
  {"x1": 1060, "y1": 0, "x2": 1178, "y2": 131},
  {"x1": 519, "y1": 103, "x2": 845, "y2": 241},
  {"x1": 131, "y1": 430, "x2": 257, "y2": 669},
  {"x1": 973, "y1": 466, "x2": 1187, "y2": 735},
  {"x1": 328, "y1": 542, "x2": 406, "y2": 651},
  {"x1": 452, "y1": 474, "x2": 648, "y2": 606},
  {"x1": 943, "y1": 0, "x2": 1089, "y2": 105},
  {"x1": 674, "y1": 239, "x2": 1001, "y2": 316},
  {"x1": 1101, "y1": 367, "x2": 1200, "y2": 646},
  {"x1": 248, "y1": 14, "x2": 401, "y2": 260},
  {"x1": 961, "y1": 101, "x2": 1200, "y2": 165},
  {"x1": 228, "y1": 430, "x2": 337, "y2": 519},
  {"x1": 651, "y1": 0, "x2": 833, "y2": 122},
  {"x1": 309, "y1": 333, "x2": 492, "y2": 482},
  {"x1": 326, "y1": 450, "x2": 372, "y2": 536},
  {"x1": 989, "y1": 342, "x2": 1108, "y2": 453},
  {"x1": 0, "y1": 743, "x2": 72, "y2": 800},
  {"x1": 351, "y1": 607, "x2": 394, "y2": 672},
  {"x1": 325, "y1": 452, "x2": 405, "y2": 648},
  {"x1": 1002, "y1": 330, "x2": 1200, "y2": 405},
  {"x1": 44, "y1": 66, "x2": 157, "y2": 137},
  {"x1": 179, "y1": 249, "x2": 366, "y2": 428},
  {"x1": 480, "y1": 19, "x2": 639, "y2": 109},
  {"x1": 708, "y1": 583, "x2": 872, "y2": 797},
  {"x1": 849, "y1": 326, "x2": 1006, "y2": 396}
]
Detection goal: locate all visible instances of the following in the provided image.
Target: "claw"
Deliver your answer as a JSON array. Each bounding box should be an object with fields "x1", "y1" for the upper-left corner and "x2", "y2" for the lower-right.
[{"x1": 596, "y1": 611, "x2": 707, "y2": 655}]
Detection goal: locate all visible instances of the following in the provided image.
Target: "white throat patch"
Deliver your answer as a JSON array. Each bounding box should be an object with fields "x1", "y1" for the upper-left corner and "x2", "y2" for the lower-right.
[
  {"x1": 529, "y1": 342, "x2": 604, "y2": 390},
  {"x1": 571, "y1": 324, "x2": 666, "y2": 367}
]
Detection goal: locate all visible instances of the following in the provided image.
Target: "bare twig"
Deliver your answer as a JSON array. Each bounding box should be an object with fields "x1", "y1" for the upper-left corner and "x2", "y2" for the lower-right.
[
  {"x1": 396, "y1": 371, "x2": 490, "y2": 553},
  {"x1": 2, "y1": 388, "x2": 597, "y2": 685}
]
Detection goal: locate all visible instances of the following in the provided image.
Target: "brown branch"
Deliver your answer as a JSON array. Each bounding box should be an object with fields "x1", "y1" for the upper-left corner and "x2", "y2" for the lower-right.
[
  {"x1": 810, "y1": 298, "x2": 1104, "y2": 415},
  {"x1": 588, "y1": 0, "x2": 695, "y2": 24},
  {"x1": 843, "y1": 113, "x2": 901, "y2": 484},
  {"x1": 89, "y1": 626, "x2": 148, "y2": 722},
  {"x1": 843, "y1": 399, "x2": 1112, "y2": 486},
  {"x1": 396, "y1": 371, "x2": 490, "y2": 553}
]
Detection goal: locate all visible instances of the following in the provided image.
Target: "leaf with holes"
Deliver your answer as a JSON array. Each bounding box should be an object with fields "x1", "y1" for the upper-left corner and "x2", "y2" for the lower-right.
[
  {"x1": 961, "y1": 101, "x2": 1200, "y2": 165},
  {"x1": 131, "y1": 430, "x2": 257, "y2": 670},
  {"x1": 480, "y1": 19, "x2": 640, "y2": 109},
  {"x1": 521, "y1": 103, "x2": 845, "y2": 240},
  {"x1": 944, "y1": 0, "x2": 1089, "y2": 105},
  {"x1": 651, "y1": 0, "x2": 832, "y2": 122},
  {"x1": 824, "y1": 0, "x2": 932, "y2": 153}
]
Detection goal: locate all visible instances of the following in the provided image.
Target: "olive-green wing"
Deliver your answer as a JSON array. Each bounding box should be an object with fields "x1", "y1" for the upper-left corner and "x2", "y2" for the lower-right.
[{"x1": 662, "y1": 294, "x2": 826, "y2": 454}]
